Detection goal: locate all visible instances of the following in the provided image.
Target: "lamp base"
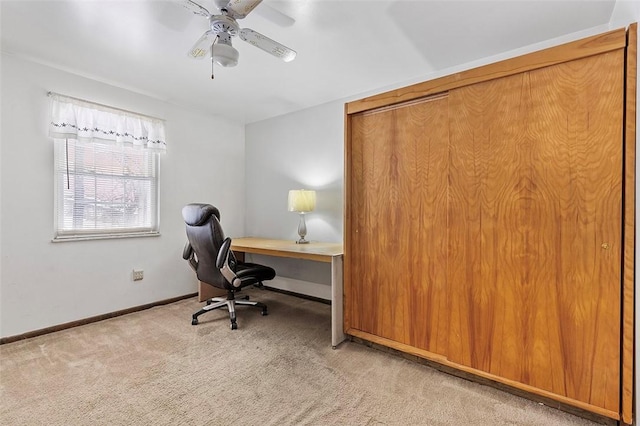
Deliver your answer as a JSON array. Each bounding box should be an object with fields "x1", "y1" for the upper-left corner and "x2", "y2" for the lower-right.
[{"x1": 296, "y1": 213, "x2": 310, "y2": 244}]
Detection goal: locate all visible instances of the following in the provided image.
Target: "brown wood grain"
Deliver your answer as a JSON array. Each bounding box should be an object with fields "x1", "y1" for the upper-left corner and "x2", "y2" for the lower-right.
[
  {"x1": 348, "y1": 95, "x2": 450, "y2": 355},
  {"x1": 346, "y1": 28, "x2": 626, "y2": 115},
  {"x1": 447, "y1": 50, "x2": 624, "y2": 412},
  {"x1": 346, "y1": 328, "x2": 620, "y2": 420},
  {"x1": 621, "y1": 23, "x2": 637, "y2": 426}
]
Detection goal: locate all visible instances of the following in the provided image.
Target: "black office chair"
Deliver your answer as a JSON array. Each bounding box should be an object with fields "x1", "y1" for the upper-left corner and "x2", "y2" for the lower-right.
[{"x1": 182, "y1": 203, "x2": 276, "y2": 329}]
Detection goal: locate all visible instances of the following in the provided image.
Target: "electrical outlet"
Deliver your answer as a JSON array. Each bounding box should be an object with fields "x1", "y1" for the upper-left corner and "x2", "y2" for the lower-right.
[{"x1": 132, "y1": 270, "x2": 144, "y2": 281}]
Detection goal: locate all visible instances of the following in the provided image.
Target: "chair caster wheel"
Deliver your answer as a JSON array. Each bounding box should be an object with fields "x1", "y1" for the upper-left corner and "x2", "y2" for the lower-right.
[
  {"x1": 261, "y1": 310, "x2": 268, "y2": 316},
  {"x1": 230, "y1": 323, "x2": 238, "y2": 330},
  {"x1": 206, "y1": 300, "x2": 212, "y2": 305},
  {"x1": 191, "y1": 318, "x2": 198, "y2": 325},
  {"x1": 242, "y1": 295, "x2": 250, "y2": 301}
]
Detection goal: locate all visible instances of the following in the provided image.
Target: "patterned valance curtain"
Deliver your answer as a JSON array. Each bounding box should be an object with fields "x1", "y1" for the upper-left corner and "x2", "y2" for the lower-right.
[{"x1": 48, "y1": 92, "x2": 166, "y2": 152}]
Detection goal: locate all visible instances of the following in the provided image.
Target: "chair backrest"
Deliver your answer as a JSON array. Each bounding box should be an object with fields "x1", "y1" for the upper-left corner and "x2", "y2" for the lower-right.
[{"x1": 182, "y1": 203, "x2": 228, "y2": 289}]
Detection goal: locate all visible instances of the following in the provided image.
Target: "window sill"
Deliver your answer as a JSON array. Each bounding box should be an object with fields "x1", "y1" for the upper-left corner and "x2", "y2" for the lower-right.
[{"x1": 52, "y1": 232, "x2": 160, "y2": 243}]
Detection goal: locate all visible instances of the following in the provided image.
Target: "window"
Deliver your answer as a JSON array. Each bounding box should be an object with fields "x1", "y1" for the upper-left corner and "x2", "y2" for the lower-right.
[
  {"x1": 49, "y1": 93, "x2": 166, "y2": 240},
  {"x1": 54, "y1": 139, "x2": 160, "y2": 239}
]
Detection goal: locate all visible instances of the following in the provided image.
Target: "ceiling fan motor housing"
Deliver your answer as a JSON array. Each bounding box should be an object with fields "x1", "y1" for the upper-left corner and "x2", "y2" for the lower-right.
[{"x1": 209, "y1": 14, "x2": 239, "y2": 36}]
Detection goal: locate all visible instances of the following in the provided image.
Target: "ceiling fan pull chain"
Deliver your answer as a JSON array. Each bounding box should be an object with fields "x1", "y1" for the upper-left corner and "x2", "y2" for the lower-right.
[{"x1": 211, "y1": 40, "x2": 216, "y2": 79}]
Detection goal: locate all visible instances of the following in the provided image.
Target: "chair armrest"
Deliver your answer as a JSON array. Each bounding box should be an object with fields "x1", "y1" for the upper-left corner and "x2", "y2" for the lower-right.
[
  {"x1": 183, "y1": 242, "x2": 193, "y2": 260},
  {"x1": 183, "y1": 242, "x2": 197, "y2": 271},
  {"x1": 217, "y1": 238, "x2": 242, "y2": 288}
]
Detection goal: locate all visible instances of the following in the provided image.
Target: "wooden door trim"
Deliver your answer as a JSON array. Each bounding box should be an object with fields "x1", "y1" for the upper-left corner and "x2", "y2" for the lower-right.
[
  {"x1": 343, "y1": 104, "x2": 352, "y2": 332},
  {"x1": 621, "y1": 22, "x2": 637, "y2": 426},
  {"x1": 346, "y1": 27, "x2": 626, "y2": 115}
]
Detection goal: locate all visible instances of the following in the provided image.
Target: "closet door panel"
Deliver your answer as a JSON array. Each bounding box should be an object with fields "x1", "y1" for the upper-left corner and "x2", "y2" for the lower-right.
[
  {"x1": 349, "y1": 97, "x2": 449, "y2": 355},
  {"x1": 448, "y1": 51, "x2": 623, "y2": 411}
]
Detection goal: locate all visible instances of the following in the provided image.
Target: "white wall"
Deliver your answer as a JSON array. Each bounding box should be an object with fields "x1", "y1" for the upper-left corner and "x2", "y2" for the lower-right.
[
  {"x1": 245, "y1": 102, "x2": 343, "y2": 243},
  {"x1": 244, "y1": 102, "x2": 344, "y2": 299},
  {"x1": 0, "y1": 54, "x2": 246, "y2": 338}
]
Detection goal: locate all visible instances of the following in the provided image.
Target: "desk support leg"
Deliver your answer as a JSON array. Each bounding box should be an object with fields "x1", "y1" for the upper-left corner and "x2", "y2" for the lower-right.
[{"x1": 331, "y1": 255, "x2": 345, "y2": 348}]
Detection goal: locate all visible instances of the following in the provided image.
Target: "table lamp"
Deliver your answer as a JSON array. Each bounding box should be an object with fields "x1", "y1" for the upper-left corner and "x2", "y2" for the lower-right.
[{"x1": 288, "y1": 189, "x2": 316, "y2": 244}]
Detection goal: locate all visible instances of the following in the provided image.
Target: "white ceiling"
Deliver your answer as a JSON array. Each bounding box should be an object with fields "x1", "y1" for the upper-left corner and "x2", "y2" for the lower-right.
[{"x1": 0, "y1": 0, "x2": 619, "y2": 124}]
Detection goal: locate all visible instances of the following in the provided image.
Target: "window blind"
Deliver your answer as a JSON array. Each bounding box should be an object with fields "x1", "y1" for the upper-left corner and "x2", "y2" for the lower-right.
[{"x1": 54, "y1": 139, "x2": 160, "y2": 239}]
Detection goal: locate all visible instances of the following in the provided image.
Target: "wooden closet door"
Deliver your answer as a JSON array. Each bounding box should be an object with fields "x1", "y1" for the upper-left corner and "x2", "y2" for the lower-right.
[
  {"x1": 447, "y1": 50, "x2": 624, "y2": 412},
  {"x1": 348, "y1": 96, "x2": 449, "y2": 355}
]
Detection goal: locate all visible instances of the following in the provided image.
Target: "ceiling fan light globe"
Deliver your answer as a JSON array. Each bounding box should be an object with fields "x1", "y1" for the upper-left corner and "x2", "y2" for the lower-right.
[{"x1": 212, "y1": 43, "x2": 239, "y2": 67}]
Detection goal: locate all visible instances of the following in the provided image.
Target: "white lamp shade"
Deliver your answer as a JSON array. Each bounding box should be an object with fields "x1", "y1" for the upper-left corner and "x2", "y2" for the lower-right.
[
  {"x1": 288, "y1": 190, "x2": 316, "y2": 213},
  {"x1": 212, "y1": 43, "x2": 239, "y2": 67}
]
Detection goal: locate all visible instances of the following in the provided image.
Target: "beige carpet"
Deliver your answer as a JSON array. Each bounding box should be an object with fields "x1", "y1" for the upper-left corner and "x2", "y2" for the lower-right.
[{"x1": 1, "y1": 289, "x2": 604, "y2": 425}]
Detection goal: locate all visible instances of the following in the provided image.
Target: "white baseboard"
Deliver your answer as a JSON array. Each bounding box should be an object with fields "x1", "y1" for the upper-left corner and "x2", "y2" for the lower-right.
[{"x1": 267, "y1": 276, "x2": 331, "y2": 301}]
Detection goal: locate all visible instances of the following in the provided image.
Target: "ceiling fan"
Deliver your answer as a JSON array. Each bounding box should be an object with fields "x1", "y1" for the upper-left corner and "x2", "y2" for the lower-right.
[{"x1": 180, "y1": 0, "x2": 296, "y2": 76}]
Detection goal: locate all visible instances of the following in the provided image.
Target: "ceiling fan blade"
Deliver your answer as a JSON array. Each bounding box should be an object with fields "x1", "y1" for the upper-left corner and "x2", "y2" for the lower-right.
[
  {"x1": 239, "y1": 28, "x2": 296, "y2": 62},
  {"x1": 226, "y1": 0, "x2": 263, "y2": 19},
  {"x1": 188, "y1": 31, "x2": 217, "y2": 59},
  {"x1": 179, "y1": 0, "x2": 210, "y2": 17}
]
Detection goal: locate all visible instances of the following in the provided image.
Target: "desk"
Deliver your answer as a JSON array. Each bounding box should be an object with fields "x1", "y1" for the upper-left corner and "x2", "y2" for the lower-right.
[{"x1": 232, "y1": 238, "x2": 345, "y2": 348}]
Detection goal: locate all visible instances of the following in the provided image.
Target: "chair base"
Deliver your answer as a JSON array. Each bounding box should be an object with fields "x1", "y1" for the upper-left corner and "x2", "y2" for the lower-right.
[{"x1": 191, "y1": 292, "x2": 268, "y2": 330}]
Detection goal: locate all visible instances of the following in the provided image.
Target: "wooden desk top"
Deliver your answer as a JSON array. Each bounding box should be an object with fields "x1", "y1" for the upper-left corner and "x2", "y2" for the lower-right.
[{"x1": 231, "y1": 237, "x2": 343, "y2": 263}]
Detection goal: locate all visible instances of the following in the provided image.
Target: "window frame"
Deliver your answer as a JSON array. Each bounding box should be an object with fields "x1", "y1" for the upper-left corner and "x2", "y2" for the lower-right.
[{"x1": 52, "y1": 138, "x2": 161, "y2": 242}]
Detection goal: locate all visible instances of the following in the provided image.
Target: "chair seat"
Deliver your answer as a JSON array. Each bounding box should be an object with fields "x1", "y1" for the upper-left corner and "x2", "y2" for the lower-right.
[{"x1": 235, "y1": 263, "x2": 276, "y2": 285}]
